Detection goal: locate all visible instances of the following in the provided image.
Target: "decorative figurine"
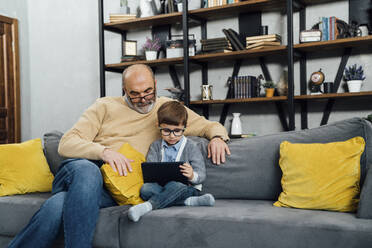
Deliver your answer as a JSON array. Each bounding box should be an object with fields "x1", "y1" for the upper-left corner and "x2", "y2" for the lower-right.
[{"x1": 309, "y1": 69, "x2": 325, "y2": 95}]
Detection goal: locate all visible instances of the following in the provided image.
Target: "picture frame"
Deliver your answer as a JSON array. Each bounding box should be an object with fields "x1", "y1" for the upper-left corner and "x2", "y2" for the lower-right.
[{"x1": 122, "y1": 40, "x2": 137, "y2": 57}]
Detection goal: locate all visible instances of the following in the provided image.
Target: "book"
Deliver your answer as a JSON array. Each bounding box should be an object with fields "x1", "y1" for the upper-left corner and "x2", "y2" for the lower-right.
[
  {"x1": 246, "y1": 41, "x2": 281, "y2": 49},
  {"x1": 227, "y1": 28, "x2": 245, "y2": 50},
  {"x1": 245, "y1": 34, "x2": 282, "y2": 42},
  {"x1": 222, "y1": 29, "x2": 241, "y2": 51},
  {"x1": 246, "y1": 37, "x2": 280, "y2": 44}
]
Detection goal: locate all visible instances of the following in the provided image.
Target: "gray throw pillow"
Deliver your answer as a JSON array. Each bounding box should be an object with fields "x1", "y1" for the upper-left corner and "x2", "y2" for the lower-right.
[{"x1": 43, "y1": 131, "x2": 66, "y2": 175}]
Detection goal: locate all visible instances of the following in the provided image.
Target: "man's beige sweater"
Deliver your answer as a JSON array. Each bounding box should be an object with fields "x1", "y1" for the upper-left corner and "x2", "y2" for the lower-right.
[{"x1": 58, "y1": 96, "x2": 229, "y2": 159}]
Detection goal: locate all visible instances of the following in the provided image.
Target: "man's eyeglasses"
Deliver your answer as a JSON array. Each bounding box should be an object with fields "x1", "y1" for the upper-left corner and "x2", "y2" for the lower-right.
[
  {"x1": 159, "y1": 128, "x2": 185, "y2": 137},
  {"x1": 128, "y1": 92, "x2": 155, "y2": 103}
]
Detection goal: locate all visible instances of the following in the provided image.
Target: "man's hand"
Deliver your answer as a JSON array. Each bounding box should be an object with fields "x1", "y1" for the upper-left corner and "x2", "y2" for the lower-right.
[
  {"x1": 208, "y1": 137, "x2": 231, "y2": 165},
  {"x1": 101, "y1": 148, "x2": 133, "y2": 176},
  {"x1": 179, "y1": 163, "x2": 194, "y2": 180}
]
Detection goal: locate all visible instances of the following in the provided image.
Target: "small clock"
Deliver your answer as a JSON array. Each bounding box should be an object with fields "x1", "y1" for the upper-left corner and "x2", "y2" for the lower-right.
[{"x1": 310, "y1": 69, "x2": 325, "y2": 85}]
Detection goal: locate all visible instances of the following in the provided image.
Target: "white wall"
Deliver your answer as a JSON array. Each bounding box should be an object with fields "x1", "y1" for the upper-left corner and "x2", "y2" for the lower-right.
[{"x1": 0, "y1": 0, "x2": 371, "y2": 140}]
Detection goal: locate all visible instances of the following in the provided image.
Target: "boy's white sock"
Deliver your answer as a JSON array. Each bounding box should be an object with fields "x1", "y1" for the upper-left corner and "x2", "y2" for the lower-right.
[
  {"x1": 184, "y1": 193, "x2": 215, "y2": 206},
  {"x1": 128, "y1": 201, "x2": 153, "y2": 222}
]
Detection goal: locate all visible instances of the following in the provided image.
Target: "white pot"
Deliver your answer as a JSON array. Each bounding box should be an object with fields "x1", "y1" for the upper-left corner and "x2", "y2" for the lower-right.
[
  {"x1": 347, "y1": 80, "x2": 363, "y2": 93},
  {"x1": 231, "y1": 113, "x2": 242, "y2": 135},
  {"x1": 145, "y1": 51, "x2": 157, "y2": 60}
]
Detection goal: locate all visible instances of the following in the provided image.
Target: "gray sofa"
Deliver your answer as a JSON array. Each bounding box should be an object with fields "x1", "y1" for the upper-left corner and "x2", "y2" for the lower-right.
[{"x1": 1, "y1": 117, "x2": 372, "y2": 248}]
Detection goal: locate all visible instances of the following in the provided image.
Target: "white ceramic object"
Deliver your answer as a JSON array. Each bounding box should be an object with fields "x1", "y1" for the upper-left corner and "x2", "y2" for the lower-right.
[
  {"x1": 231, "y1": 113, "x2": 242, "y2": 135},
  {"x1": 347, "y1": 80, "x2": 363, "y2": 93},
  {"x1": 139, "y1": 0, "x2": 161, "y2": 17},
  {"x1": 145, "y1": 50, "x2": 157, "y2": 60}
]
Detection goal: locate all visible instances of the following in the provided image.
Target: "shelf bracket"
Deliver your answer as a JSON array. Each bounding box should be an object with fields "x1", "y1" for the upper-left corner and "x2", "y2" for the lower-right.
[
  {"x1": 260, "y1": 57, "x2": 289, "y2": 131},
  {"x1": 168, "y1": 65, "x2": 182, "y2": 90},
  {"x1": 320, "y1": 47, "x2": 352, "y2": 126},
  {"x1": 219, "y1": 60, "x2": 242, "y2": 125}
]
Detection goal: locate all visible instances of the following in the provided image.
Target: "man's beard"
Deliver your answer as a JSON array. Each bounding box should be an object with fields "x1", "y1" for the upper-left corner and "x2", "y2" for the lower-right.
[{"x1": 124, "y1": 95, "x2": 156, "y2": 114}]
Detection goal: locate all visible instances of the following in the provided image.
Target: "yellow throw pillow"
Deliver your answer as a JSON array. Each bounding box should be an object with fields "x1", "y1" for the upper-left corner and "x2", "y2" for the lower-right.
[
  {"x1": 100, "y1": 143, "x2": 145, "y2": 205},
  {"x1": 0, "y1": 138, "x2": 54, "y2": 196},
  {"x1": 274, "y1": 136, "x2": 365, "y2": 212}
]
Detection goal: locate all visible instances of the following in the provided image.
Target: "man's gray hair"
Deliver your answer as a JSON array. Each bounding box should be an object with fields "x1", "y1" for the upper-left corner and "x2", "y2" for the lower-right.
[{"x1": 122, "y1": 64, "x2": 155, "y2": 88}]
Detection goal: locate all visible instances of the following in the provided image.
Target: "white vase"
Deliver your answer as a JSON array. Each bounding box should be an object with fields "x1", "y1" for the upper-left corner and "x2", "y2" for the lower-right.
[
  {"x1": 231, "y1": 113, "x2": 242, "y2": 135},
  {"x1": 347, "y1": 80, "x2": 363, "y2": 93},
  {"x1": 145, "y1": 50, "x2": 157, "y2": 60}
]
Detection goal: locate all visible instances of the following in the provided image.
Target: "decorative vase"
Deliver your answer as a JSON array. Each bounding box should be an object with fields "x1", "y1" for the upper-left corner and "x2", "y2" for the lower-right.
[
  {"x1": 145, "y1": 50, "x2": 157, "y2": 60},
  {"x1": 277, "y1": 70, "x2": 288, "y2": 96},
  {"x1": 265, "y1": 88, "x2": 275, "y2": 97},
  {"x1": 347, "y1": 80, "x2": 363, "y2": 93},
  {"x1": 231, "y1": 113, "x2": 242, "y2": 135}
]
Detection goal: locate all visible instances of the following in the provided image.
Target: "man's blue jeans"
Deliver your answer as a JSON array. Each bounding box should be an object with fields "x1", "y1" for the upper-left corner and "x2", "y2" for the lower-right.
[
  {"x1": 141, "y1": 181, "x2": 200, "y2": 209},
  {"x1": 8, "y1": 159, "x2": 117, "y2": 248}
]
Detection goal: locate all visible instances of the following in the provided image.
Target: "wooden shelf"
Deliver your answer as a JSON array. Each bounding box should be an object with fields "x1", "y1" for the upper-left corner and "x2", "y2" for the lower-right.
[
  {"x1": 190, "y1": 96, "x2": 287, "y2": 105},
  {"x1": 189, "y1": 0, "x2": 285, "y2": 20},
  {"x1": 104, "y1": 12, "x2": 182, "y2": 33},
  {"x1": 105, "y1": 57, "x2": 184, "y2": 71},
  {"x1": 104, "y1": 36, "x2": 372, "y2": 71},
  {"x1": 105, "y1": 46, "x2": 287, "y2": 71},
  {"x1": 294, "y1": 91, "x2": 372, "y2": 100},
  {"x1": 103, "y1": 0, "x2": 285, "y2": 32},
  {"x1": 294, "y1": 36, "x2": 372, "y2": 52},
  {"x1": 190, "y1": 91, "x2": 372, "y2": 105},
  {"x1": 193, "y1": 46, "x2": 287, "y2": 62}
]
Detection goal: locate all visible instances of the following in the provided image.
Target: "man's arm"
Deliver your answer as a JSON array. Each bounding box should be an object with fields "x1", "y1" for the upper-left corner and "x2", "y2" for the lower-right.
[
  {"x1": 58, "y1": 100, "x2": 134, "y2": 176},
  {"x1": 184, "y1": 106, "x2": 231, "y2": 165},
  {"x1": 58, "y1": 101, "x2": 105, "y2": 160}
]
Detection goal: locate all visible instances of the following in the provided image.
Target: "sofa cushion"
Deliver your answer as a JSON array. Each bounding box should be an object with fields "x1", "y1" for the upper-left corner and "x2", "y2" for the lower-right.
[
  {"x1": 0, "y1": 193, "x2": 129, "y2": 248},
  {"x1": 193, "y1": 117, "x2": 371, "y2": 201},
  {"x1": 43, "y1": 131, "x2": 66, "y2": 175},
  {"x1": 119, "y1": 199, "x2": 372, "y2": 248},
  {"x1": 101, "y1": 143, "x2": 145, "y2": 206},
  {"x1": 274, "y1": 137, "x2": 364, "y2": 212},
  {"x1": 0, "y1": 139, "x2": 55, "y2": 197},
  {"x1": 357, "y1": 119, "x2": 372, "y2": 218}
]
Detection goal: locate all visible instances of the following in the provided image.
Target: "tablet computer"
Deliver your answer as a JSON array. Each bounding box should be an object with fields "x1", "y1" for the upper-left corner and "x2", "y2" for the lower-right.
[{"x1": 141, "y1": 162, "x2": 188, "y2": 186}]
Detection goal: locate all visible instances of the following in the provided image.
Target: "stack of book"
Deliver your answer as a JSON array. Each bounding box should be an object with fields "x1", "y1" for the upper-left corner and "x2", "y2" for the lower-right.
[
  {"x1": 109, "y1": 14, "x2": 136, "y2": 23},
  {"x1": 201, "y1": 37, "x2": 232, "y2": 53},
  {"x1": 121, "y1": 55, "x2": 144, "y2": 63},
  {"x1": 319, "y1": 16, "x2": 338, "y2": 41},
  {"x1": 245, "y1": 34, "x2": 282, "y2": 50},
  {"x1": 227, "y1": 76, "x2": 260, "y2": 99},
  {"x1": 206, "y1": 0, "x2": 239, "y2": 7}
]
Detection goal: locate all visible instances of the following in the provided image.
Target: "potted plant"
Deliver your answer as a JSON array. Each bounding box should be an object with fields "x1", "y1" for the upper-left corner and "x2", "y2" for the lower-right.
[
  {"x1": 262, "y1": 81, "x2": 276, "y2": 97},
  {"x1": 142, "y1": 37, "x2": 161, "y2": 60},
  {"x1": 344, "y1": 64, "x2": 366, "y2": 93}
]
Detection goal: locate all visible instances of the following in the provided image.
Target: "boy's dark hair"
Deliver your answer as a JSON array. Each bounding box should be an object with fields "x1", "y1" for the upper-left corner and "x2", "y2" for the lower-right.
[{"x1": 157, "y1": 101, "x2": 188, "y2": 127}]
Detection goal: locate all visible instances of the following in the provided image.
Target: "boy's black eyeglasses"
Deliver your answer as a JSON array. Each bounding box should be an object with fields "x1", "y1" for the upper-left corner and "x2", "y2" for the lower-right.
[
  {"x1": 128, "y1": 92, "x2": 155, "y2": 103},
  {"x1": 159, "y1": 128, "x2": 185, "y2": 136}
]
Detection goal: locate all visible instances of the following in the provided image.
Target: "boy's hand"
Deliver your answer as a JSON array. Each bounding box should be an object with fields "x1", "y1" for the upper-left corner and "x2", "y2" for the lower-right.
[
  {"x1": 101, "y1": 148, "x2": 133, "y2": 176},
  {"x1": 179, "y1": 163, "x2": 194, "y2": 180}
]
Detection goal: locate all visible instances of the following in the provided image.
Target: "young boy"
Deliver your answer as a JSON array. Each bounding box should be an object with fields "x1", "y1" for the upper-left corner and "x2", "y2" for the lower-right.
[{"x1": 128, "y1": 101, "x2": 215, "y2": 222}]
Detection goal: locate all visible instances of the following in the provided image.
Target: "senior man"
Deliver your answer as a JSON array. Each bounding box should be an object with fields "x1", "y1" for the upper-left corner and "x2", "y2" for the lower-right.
[{"x1": 9, "y1": 64, "x2": 230, "y2": 248}]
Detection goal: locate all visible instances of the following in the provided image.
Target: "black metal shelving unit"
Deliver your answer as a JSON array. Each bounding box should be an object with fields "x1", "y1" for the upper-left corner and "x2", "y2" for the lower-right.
[{"x1": 98, "y1": 0, "x2": 372, "y2": 132}]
